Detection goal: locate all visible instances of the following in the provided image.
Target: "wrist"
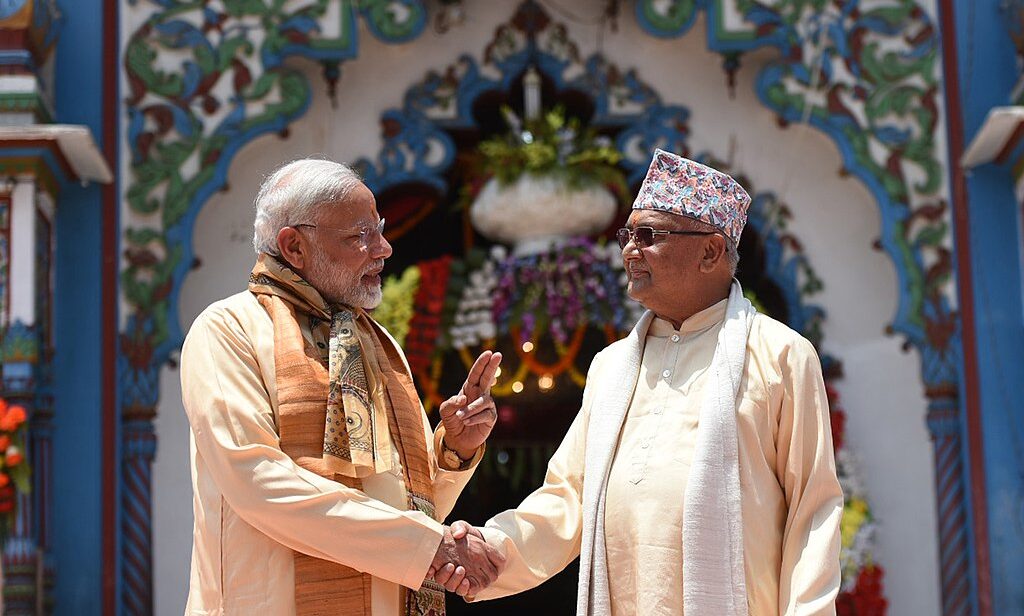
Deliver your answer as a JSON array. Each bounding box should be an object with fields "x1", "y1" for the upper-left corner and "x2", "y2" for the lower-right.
[{"x1": 441, "y1": 437, "x2": 475, "y2": 469}]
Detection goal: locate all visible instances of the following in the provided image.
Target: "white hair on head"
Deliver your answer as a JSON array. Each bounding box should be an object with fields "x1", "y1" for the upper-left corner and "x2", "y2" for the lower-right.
[{"x1": 252, "y1": 158, "x2": 364, "y2": 255}]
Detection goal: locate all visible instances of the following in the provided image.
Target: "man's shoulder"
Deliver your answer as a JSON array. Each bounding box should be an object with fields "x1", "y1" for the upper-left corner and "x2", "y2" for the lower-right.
[
  {"x1": 188, "y1": 291, "x2": 264, "y2": 336},
  {"x1": 749, "y1": 312, "x2": 819, "y2": 362}
]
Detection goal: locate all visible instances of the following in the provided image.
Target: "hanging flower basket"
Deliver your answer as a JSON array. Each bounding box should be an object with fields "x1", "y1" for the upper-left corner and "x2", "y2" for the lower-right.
[
  {"x1": 470, "y1": 174, "x2": 618, "y2": 254},
  {"x1": 465, "y1": 106, "x2": 627, "y2": 254}
]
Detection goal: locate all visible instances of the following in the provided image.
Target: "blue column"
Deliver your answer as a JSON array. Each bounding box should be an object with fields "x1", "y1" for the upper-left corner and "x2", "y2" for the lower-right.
[
  {"x1": 950, "y1": 1, "x2": 1024, "y2": 614},
  {"x1": 51, "y1": 0, "x2": 108, "y2": 613}
]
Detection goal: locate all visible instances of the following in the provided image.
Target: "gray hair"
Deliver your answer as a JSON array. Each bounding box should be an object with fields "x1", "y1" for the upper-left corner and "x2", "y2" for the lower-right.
[
  {"x1": 684, "y1": 216, "x2": 741, "y2": 275},
  {"x1": 252, "y1": 158, "x2": 364, "y2": 255}
]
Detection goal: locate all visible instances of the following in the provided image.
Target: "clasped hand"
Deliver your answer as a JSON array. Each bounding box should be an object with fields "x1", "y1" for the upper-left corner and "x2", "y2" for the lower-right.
[{"x1": 427, "y1": 521, "x2": 503, "y2": 597}]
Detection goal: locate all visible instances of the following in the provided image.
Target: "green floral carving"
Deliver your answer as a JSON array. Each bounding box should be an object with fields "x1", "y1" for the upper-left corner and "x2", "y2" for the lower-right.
[{"x1": 121, "y1": 1, "x2": 425, "y2": 406}]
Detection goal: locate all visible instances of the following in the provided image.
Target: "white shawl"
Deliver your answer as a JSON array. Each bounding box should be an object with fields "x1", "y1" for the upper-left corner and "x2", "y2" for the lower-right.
[{"x1": 578, "y1": 281, "x2": 754, "y2": 616}]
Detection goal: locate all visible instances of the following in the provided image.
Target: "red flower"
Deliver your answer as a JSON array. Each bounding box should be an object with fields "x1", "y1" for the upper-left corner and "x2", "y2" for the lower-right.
[
  {"x1": 5, "y1": 446, "x2": 22, "y2": 467},
  {"x1": 0, "y1": 402, "x2": 27, "y2": 432},
  {"x1": 850, "y1": 565, "x2": 888, "y2": 615},
  {"x1": 830, "y1": 409, "x2": 846, "y2": 452}
]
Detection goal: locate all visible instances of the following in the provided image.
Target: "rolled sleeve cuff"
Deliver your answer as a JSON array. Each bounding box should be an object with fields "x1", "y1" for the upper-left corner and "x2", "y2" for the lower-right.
[
  {"x1": 396, "y1": 515, "x2": 446, "y2": 590},
  {"x1": 433, "y1": 426, "x2": 485, "y2": 472}
]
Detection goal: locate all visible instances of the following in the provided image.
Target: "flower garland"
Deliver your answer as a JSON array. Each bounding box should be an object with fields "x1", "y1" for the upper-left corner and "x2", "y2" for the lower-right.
[
  {"x1": 405, "y1": 256, "x2": 453, "y2": 377},
  {"x1": 0, "y1": 398, "x2": 28, "y2": 538},
  {"x1": 827, "y1": 379, "x2": 888, "y2": 612},
  {"x1": 491, "y1": 238, "x2": 630, "y2": 345}
]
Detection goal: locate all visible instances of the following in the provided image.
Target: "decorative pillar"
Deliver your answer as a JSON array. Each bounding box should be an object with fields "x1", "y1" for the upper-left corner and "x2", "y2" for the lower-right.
[
  {"x1": 0, "y1": 175, "x2": 52, "y2": 615},
  {"x1": 925, "y1": 385, "x2": 972, "y2": 616}
]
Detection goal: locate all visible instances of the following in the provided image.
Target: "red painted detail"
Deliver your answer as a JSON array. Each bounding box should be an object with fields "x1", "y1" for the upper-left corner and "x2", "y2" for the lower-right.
[
  {"x1": 937, "y1": 0, "x2": 993, "y2": 613},
  {"x1": 101, "y1": 0, "x2": 119, "y2": 611}
]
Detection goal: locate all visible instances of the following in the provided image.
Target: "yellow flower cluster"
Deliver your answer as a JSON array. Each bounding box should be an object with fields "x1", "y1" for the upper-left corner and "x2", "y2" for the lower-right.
[
  {"x1": 841, "y1": 497, "x2": 870, "y2": 549},
  {"x1": 374, "y1": 266, "x2": 421, "y2": 346}
]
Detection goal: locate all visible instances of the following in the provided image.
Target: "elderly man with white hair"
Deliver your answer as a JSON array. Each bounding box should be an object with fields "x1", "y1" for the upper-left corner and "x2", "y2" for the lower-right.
[{"x1": 179, "y1": 158, "x2": 505, "y2": 615}]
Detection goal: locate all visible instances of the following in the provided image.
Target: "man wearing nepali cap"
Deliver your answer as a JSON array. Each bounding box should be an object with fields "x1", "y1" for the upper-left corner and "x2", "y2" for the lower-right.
[{"x1": 433, "y1": 149, "x2": 843, "y2": 615}]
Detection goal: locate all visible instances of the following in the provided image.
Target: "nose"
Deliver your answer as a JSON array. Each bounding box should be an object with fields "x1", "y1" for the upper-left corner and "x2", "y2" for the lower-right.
[
  {"x1": 621, "y1": 236, "x2": 641, "y2": 262},
  {"x1": 371, "y1": 232, "x2": 393, "y2": 260}
]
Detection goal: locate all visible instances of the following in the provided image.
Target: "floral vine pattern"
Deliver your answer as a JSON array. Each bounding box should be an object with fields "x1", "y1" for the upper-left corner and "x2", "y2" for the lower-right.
[
  {"x1": 120, "y1": 1, "x2": 427, "y2": 612},
  {"x1": 635, "y1": 0, "x2": 956, "y2": 388},
  {"x1": 122, "y1": 0, "x2": 427, "y2": 415}
]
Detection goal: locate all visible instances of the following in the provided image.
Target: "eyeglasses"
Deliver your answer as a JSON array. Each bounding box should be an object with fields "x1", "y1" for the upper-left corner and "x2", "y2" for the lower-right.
[
  {"x1": 293, "y1": 218, "x2": 386, "y2": 249},
  {"x1": 616, "y1": 226, "x2": 718, "y2": 249}
]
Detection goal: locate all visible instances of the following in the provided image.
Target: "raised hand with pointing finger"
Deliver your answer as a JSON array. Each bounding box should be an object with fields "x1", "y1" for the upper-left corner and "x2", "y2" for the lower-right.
[{"x1": 439, "y1": 350, "x2": 502, "y2": 464}]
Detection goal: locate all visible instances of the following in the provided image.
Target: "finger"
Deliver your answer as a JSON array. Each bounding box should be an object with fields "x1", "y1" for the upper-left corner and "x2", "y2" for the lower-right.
[
  {"x1": 457, "y1": 396, "x2": 491, "y2": 420},
  {"x1": 434, "y1": 562, "x2": 456, "y2": 586},
  {"x1": 457, "y1": 578, "x2": 472, "y2": 597},
  {"x1": 444, "y1": 566, "x2": 467, "y2": 593},
  {"x1": 439, "y1": 394, "x2": 468, "y2": 420},
  {"x1": 479, "y1": 352, "x2": 502, "y2": 393},
  {"x1": 462, "y1": 351, "x2": 493, "y2": 396},
  {"x1": 450, "y1": 520, "x2": 471, "y2": 540},
  {"x1": 461, "y1": 405, "x2": 497, "y2": 427},
  {"x1": 426, "y1": 566, "x2": 436, "y2": 579}
]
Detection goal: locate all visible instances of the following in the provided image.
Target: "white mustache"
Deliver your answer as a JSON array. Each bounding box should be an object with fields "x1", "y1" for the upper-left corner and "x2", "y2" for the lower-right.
[{"x1": 361, "y1": 261, "x2": 385, "y2": 277}]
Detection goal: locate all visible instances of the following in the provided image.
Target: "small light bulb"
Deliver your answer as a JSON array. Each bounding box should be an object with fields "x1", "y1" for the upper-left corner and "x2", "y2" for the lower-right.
[
  {"x1": 511, "y1": 381, "x2": 525, "y2": 394},
  {"x1": 522, "y1": 341, "x2": 535, "y2": 353},
  {"x1": 538, "y1": 374, "x2": 554, "y2": 391}
]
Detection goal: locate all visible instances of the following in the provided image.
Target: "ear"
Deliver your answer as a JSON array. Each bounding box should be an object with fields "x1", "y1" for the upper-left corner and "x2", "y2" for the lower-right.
[
  {"x1": 277, "y1": 226, "x2": 307, "y2": 270},
  {"x1": 698, "y1": 234, "x2": 727, "y2": 273}
]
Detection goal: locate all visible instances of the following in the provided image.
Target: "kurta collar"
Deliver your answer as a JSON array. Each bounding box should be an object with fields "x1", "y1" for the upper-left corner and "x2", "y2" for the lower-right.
[{"x1": 648, "y1": 297, "x2": 729, "y2": 338}]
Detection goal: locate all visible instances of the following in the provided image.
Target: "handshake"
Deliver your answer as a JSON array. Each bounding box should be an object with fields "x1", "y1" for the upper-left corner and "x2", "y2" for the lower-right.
[{"x1": 426, "y1": 521, "x2": 505, "y2": 598}]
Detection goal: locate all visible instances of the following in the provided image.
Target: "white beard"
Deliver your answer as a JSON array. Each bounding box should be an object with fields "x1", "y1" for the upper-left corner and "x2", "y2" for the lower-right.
[{"x1": 305, "y1": 245, "x2": 383, "y2": 309}]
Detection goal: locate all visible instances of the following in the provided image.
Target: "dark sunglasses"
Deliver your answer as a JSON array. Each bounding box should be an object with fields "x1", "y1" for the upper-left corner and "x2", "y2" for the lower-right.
[{"x1": 616, "y1": 226, "x2": 718, "y2": 249}]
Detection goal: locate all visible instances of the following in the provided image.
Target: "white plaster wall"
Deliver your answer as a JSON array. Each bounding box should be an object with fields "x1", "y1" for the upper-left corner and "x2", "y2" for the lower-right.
[{"x1": 149, "y1": 3, "x2": 941, "y2": 614}]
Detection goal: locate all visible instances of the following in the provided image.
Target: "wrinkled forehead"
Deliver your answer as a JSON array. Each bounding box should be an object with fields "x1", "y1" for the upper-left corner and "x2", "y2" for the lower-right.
[{"x1": 627, "y1": 208, "x2": 698, "y2": 229}]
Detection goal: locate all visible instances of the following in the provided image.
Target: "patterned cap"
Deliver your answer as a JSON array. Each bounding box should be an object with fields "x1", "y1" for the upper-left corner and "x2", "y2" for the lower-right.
[{"x1": 632, "y1": 149, "x2": 751, "y2": 244}]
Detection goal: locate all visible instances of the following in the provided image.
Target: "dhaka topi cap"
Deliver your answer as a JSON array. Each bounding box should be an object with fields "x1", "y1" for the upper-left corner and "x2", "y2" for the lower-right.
[{"x1": 632, "y1": 148, "x2": 751, "y2": 245}]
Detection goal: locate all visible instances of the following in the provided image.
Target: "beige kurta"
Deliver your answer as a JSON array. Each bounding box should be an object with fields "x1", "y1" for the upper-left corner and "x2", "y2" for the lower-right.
[
  {"x1": 180, "y1": 290, "x2": 480, "y2": 615},
  {"x1": 476, "y1": 299, "x2": 843, "y2": 615}
]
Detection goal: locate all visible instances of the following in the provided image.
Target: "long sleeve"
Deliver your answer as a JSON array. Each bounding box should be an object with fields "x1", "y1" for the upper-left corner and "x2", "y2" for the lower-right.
[
  {"x1": 180, "y1": 307, "x2": 443, "y2": 591},
  {"x1": 430, "y1": 424, "x2": 483, "y2": 521},
  {"x1": 775, "y1": 337, "x2": 844, "y2": 615},
  {"x1": 472, "y1": 407, "x2": 588, "y2": 600}
]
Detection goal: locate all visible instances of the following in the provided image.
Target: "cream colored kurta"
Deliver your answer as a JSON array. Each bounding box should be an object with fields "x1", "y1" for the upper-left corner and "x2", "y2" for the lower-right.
[
  {"x1": 180, "y1": 290, "x2": 480, "y2": 616},
  {"x1": 476, "y1": 299, "x2": 843, "y2": 615}
]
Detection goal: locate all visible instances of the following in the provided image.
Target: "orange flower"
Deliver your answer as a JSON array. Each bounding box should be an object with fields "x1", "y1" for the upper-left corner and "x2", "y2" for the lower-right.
[
  {"x1": 5, "y1": 446, "x2": 22, "y2": 467},
  {"x1": 0, "y1": 473, "x2": 9, "y2": 488},
  {"x1": 0, "y1": 435, "x2": 10, "y2": 451},
  {"x1": 0, "y1": 404, "x2": 26, "y2": 432}
]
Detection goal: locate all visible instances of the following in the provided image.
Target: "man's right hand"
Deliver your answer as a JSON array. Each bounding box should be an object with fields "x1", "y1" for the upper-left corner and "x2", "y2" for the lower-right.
[{"x1": 427, "y1": 524, "x2": 505, "y2": 596}]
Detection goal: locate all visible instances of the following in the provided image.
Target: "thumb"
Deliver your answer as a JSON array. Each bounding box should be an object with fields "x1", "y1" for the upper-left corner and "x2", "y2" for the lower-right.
[
  {"x1": 439, "y1": 394, "x2": 467, "y2": 419},
  {"x1": 450, "y1": 520, "x2": 472, "y2": 540}
]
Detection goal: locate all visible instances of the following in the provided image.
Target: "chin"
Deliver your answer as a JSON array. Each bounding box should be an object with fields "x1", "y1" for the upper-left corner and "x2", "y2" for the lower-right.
[
  {"x1": 626, "y1": 280, "x2": 649, "y2": 302},
  {"x1": 355, "y1": 285, "x2": 384, "y2": 310}
]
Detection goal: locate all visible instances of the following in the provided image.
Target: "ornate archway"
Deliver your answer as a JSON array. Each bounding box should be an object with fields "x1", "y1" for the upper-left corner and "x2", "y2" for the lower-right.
[{"x1": 121, "y1": 1, "x2": 968, "y2": 613}]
